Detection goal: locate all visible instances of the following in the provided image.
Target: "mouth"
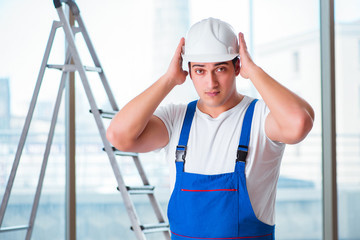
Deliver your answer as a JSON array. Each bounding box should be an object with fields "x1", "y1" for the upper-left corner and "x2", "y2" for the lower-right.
[{"x1": 205, "y1": 91, "x2": 220, "y2": 97}]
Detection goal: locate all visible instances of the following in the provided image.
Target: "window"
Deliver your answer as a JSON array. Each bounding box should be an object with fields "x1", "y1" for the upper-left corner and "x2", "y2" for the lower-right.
[
  {"x1": 0, "y1": 1, "x2": 65, "y2": 239},
  {"x1": 253, "y1": 1, "x2": 322, "y2": 238},
  {"x1": 335, "y1": 1, "x2": 360, "y2": 239},
  {"x1": 358, "y1": 39, "x2": 360, "y2": 66},
  {"x1": 293, "y1": 51, "x2": 300, "y2": 73},
  {"x1": 2, "y1": 0, "x2": 355, "y2": 240}
]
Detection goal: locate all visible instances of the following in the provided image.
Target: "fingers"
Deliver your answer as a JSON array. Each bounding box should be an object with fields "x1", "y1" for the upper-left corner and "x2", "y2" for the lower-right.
[
  {"x1": 171, "y1": 37, "x2": 185, "y2": 65},
  {"x1": 238, "y1": 32, "x2": 248, "y2": 54},
  {"x1": 166, "y1": 38, "x2": 188, "y2": 84},
  {"x1": 174, "y1": 37, "x2": 185, "y2": 59}
]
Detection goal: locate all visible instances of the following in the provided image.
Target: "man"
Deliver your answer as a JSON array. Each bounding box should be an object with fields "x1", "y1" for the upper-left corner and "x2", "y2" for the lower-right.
[{"x1": 107, "y1": 18, "x2": 314, "y2": 239}]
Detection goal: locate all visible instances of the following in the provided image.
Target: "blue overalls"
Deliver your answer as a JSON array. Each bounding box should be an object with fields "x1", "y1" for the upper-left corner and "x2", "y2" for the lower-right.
[{"x1": 167, "y1": 99, "x2": 275, "y2": 239}]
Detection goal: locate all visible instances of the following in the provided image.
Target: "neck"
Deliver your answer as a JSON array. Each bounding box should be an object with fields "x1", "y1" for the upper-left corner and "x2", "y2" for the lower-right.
[{"x1": 198, "y1": 93, "x2": 244, "y2": 118}]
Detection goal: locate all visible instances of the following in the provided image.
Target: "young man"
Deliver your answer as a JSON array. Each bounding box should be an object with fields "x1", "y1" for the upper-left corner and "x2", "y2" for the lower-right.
[{"x1": 107, "y1": 18, "x2": 314, "y2": 239}]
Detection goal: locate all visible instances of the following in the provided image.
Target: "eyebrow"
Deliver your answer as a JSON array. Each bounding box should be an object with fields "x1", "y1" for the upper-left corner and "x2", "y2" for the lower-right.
[{"x1": 192, "y1": 62, "x2": 229, "y2": 68}]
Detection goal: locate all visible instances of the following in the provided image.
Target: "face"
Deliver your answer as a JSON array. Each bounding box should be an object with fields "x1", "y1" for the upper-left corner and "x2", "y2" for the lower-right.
[{"x1": 190, "y1": 60, "x2": 241, "y2": 117}]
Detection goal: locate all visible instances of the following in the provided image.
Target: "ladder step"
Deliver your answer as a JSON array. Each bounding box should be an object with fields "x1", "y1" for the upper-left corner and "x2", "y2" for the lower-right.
[
  {"x1": 131, "y1": 223, "x2": 170, "y2": 234},
  {"x1": 84, "y1": 66, "x2": 102, "y2": 72},
  {"x1": 102, "y1": 146, "x2": 138, "y2": 157},
  {"x1": 113, "y1": 148, "x2": 139, "y2": 157},
  {"x1": 117, "y1": 185, "x2": 155, "y2": 195},
  {"x1": 99, "y1": 109, "x2": 116, "y2": 119},
  {"x1": 89, "y1": 109, "x2": 116, "y2": 119},
  {"x1": 47, "y1": 64, "x2": 102, "y2": 72},
  {"x1": 0, "y1": 225, "x2": 29, "y2": 233}
]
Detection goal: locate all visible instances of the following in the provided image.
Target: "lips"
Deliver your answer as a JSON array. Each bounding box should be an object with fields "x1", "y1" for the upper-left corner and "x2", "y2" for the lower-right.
[{"x1": 205, "y1": 91, "x2": 220, "y2": 97}]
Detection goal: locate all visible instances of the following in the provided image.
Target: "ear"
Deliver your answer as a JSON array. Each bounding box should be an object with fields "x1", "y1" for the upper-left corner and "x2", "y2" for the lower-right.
[{"x1": 234, "y1": 58, "x2": 240, "y2": 76}]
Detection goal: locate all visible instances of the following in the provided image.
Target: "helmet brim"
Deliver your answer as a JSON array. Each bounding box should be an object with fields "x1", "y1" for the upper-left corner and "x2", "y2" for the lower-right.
[{"x1": 182, "y1": 53, "x2": 239, "y2": 64}]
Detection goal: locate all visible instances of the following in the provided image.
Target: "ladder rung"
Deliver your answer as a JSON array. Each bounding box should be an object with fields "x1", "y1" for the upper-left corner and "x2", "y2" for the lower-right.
[
  {"x1": 131, "y1": 223, "x2": 170, "y2": 234},
  {"x1": 84, "y1": 66, "x2": 102, "y2": 72},
  {"x1": 90, "y1": 109, "x2": 116, "y2": 119},
  {"x1": 0, "y1": 225, "x2": 29, "y2": 233},
  {"x1": 47, "y1": 64, "x2": 102, "y2": 72},
  {"x1": 102, "y1": 147, "x2": 138, "y2": 157},
  {"x1": 117, "y1": 185, "x2": 155, "y2": 195},
  {"x1": 113, "y1": 149, "x2": 139, "y2": 157}
]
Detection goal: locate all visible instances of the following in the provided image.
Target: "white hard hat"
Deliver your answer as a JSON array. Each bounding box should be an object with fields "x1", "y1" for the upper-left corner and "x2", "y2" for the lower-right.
[{"x1": 182, "y1": 18, "x2": 239, "y2": 67}]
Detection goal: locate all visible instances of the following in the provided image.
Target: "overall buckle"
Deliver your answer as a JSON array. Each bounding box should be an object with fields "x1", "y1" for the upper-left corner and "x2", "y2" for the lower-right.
[
  {"x1": 175, "y1": 145, "x2": 187, "y2": 162},
  {"x1": 236, "y1": 145, "x2": 248, "y2": 162}
]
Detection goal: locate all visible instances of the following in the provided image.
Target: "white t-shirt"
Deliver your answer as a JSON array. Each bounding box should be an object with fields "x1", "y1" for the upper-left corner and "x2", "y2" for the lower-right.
[{"x1": 154, "y1": 96, "x2": 285, "y2": 225}]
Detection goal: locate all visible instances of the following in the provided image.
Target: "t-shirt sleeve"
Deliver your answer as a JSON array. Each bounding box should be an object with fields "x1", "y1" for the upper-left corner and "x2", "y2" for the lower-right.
[
  {"x1": 256, "y1": 99, "x2": 285, "y2": 147},
  {"x1": 154, "y1": 103, "x2": 187, "y2": 148}
]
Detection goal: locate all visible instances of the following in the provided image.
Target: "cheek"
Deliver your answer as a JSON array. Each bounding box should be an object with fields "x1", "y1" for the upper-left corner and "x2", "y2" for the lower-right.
[
  {"x1": 191, "y1": 78, "x2": 205, "y2": 94},
  {"x1": 220, "y1": 76, "x2": 237, "y2": 89}
]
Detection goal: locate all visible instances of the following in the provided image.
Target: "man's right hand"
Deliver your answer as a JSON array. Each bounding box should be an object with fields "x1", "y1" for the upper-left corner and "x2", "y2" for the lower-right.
[
  {"x1": 106, "y1": 38, "x2": 190, "y2": 153},
  {"x1": 164, "y1": 37, "x2": 188, "y2": 86}
]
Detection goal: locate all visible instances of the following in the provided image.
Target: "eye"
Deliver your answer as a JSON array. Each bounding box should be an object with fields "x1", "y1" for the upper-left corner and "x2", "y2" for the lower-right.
[
  {"x1": 216, "y1": 67, "x2": 226, "y2": 72},
  {"x1": 194, "y1": 69, "x2": 204, "y2": 74}
]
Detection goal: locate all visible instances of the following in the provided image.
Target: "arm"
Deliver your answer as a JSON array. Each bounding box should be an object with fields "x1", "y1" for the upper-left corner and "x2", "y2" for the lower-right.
[
  {"x1": 238, "y1": 33, "x2": 314, "y2": 144},
  {"x1": 106, "y1": 38, "x2": 188, "y2": 152}
]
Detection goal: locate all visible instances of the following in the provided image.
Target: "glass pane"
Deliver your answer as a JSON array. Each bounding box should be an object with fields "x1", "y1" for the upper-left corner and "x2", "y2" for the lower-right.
[
  {"x1": 69, "y1": 0, "x2": 323, "y2": 239},
  {"x1": 0, "y1": 1, "x2": 65, "y2": 239},
  {"x1": 253, "y1": 1, "x2": 322, "y2": 239},
  {"x1": 335, "y1": 1, "x2": 360, "y2": 239},
  {"x1": 1, "y1": 1, "x2": 324, "y2": 239}
]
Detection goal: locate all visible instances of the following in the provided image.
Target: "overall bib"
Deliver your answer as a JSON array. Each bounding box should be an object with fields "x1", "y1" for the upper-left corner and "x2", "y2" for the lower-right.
[{"x1": 167, "y1": 99, "x2": 275, "y2": 240}]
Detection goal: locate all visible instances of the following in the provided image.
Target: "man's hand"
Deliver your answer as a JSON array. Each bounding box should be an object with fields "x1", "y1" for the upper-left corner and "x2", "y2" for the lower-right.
[
  {"x1": 238, "y1": 32, "x2": 257, "y2": 80},
  {"x1": 164, "y1": 37, "x2": 188, "y2": 86}
]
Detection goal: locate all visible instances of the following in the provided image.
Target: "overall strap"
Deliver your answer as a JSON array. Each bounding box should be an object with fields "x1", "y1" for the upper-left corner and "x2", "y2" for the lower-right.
[
  {"x1": 237, "y1": 99, "x2": 258, "y2": 162},
  {"x1": 175, "y1": 100, "x2": 198, "y2": 162}
]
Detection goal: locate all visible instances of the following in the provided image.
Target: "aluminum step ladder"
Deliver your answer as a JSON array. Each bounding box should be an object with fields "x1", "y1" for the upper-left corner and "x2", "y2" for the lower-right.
[{"x1": 0, "y1": 1, "x2": 170, "y2": 239}]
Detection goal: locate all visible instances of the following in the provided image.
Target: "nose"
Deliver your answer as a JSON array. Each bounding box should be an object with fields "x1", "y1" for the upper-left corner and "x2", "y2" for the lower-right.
[{"x1": 207, "y1": 72, "x2": 219, "y2": 89}]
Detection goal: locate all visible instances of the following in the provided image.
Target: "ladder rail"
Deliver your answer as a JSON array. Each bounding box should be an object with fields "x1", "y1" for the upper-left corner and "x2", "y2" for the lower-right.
[
  {"x1": 0, "y1": 20, "x2": 62, "y2": 228},
  {"x1": 133, "y1": 156, "x2": 167, "y2": 221},
  {"x1": 133, "y1": 156, "x2": 171, "y2": 239},
  {"x1": 75, "y1": 14, "x2": 119, "y2": 112},
  {"x1": 56, "y1": 6, "x2": 146, "y2": 240},
  {"x1": 25, "y1": 59, "x2": 69, "y2": 240}
]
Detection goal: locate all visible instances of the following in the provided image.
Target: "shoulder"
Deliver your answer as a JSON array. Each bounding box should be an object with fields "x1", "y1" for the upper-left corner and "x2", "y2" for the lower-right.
[
  {"x1": 239, "y1": 96, "x2": 269, "y2": 121},
  {"x1": 252, "y1": 98, "x2": 268, "y2": 117},
  {"x1": 154, "y1": 102, "x2": 188, "y2": 139},
  {"x1": 154, "y1": 103, "x2": 187, "y2": 123}
]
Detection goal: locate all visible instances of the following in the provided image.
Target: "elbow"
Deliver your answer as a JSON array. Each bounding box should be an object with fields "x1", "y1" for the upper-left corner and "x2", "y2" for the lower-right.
[
  {"x1": 106, "y1": 126, "x2": 135, "y2": 152},
  {"x1": 106, "y1": 127, "x2": 117, "y2": 146},
  {"x1": 287, "y1": 111, "x2": 314, "y2": 144}
]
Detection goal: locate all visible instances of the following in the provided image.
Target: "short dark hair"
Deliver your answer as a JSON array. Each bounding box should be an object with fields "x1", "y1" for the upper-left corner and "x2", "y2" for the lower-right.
[{"x1": 231, "y1": 56, "x2": 239, "y2": 68}]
